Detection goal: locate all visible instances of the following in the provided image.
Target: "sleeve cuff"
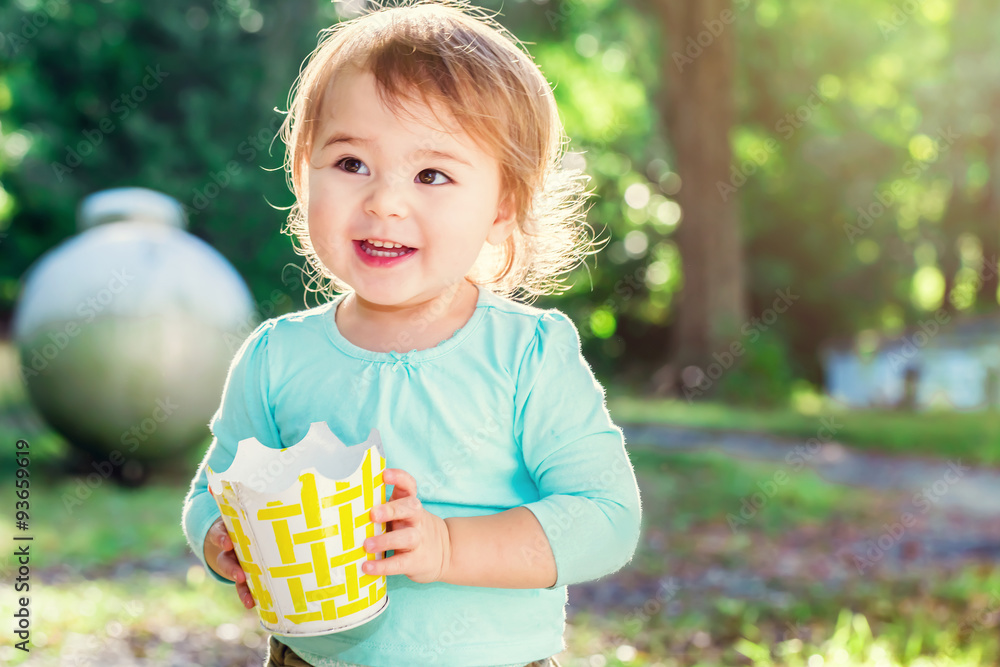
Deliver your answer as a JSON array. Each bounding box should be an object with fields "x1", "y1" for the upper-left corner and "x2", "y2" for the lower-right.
[
  {"x1": 523, "y1": 487, "x2": 642, "y2": 590},
  {"x1": 183, "y1": 491, "x2": 234, "y2": 586}
]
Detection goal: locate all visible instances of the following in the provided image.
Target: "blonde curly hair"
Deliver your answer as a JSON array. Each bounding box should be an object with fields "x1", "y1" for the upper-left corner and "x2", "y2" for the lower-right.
[{"x1": 278, "y1": 0, "x2": 599, "y2": 303}]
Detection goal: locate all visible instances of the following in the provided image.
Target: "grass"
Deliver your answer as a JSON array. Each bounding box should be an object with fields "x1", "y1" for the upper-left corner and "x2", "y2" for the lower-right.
[
  {"x1": 3, "y1": 336, "x2": 1000, "y2": 665},
  {"x1": 607, "y1": 393, "x2": 1000, "y2": 466},
  {"x1": 0, "y1": 479, "x2": 194, "y2": 571},
  {"x1": 627, "y1": 447, "x2": 860, "y2": 536},
  {"x1": 563, "y1": 445, "x2": 1000, "y2": 666},
  {"x1": 2, "y1": 444, "x2": 998, "y2": 665},
  {"x1": 6, "y1": 564, "x2": 267, "y2": 666}
]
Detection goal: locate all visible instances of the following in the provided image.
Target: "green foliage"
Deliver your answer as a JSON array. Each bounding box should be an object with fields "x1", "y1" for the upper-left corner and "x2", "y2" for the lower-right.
[
  {"x1": 0, "y1": 0, "x2": 669, "y2": 386},
  {"x1": 713, "y1": 331, "x2": 797, "y2": 407},
  {"x1": 0, "y1": 0, "x2": 334, "y2": 314},
  {"x1": 2, "y1": 0, "x2": 999, "y2": 392}
]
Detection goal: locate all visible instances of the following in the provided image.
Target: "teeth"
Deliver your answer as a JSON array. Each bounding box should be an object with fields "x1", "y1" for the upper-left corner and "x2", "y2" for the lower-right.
[
  {"x1": 362, "y1": 245, "x2": 411, "y2": 258},
  {"x1": 365, "y1": 239, "x2": 404, "y2": 249}
]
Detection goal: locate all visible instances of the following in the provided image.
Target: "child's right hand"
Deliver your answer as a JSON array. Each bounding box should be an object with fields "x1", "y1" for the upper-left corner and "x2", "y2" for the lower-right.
[{"x1": 204, "y1": 518, "x2": 255, "y2": 610}]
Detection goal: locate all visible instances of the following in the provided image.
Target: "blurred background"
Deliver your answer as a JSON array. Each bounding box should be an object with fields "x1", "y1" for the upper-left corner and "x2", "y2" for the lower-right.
[{"x1": 1, "y1": 0, "x2": 999, "y2": 665}]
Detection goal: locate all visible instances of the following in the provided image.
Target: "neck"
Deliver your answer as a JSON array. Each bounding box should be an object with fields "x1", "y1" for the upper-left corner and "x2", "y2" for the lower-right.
[
  {"x1": 348, "y1": 280, "x2": 473, "y2": 323},
  {"x1": 338, "y1": 281, "x2": 479, "y2": 353}
]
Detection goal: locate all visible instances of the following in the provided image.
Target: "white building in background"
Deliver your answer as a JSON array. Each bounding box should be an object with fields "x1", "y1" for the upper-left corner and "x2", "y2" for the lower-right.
[{"x1": 821, "y1": 314, "x2": 1000, "y2": 411}]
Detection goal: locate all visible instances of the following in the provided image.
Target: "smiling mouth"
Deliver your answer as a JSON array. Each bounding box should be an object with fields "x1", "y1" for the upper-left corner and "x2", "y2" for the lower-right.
[{"x1": 357, "y1": 239, "x2": 417, "y2": 258}]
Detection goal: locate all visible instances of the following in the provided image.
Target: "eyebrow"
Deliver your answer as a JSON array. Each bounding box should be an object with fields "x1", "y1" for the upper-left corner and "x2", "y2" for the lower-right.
[{"x1": 320, "y1": 133, "x2": 473, "y2": 168}]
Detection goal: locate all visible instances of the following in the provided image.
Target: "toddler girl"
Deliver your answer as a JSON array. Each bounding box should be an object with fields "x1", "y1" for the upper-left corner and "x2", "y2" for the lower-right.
[{"x1": 182, "y1": 2, "x2": 642, "y2": 665}]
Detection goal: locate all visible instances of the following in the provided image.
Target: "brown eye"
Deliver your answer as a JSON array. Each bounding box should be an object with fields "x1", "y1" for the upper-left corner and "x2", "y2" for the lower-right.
[
  {"x1": 337, "y1": 157, "x2": 368, "y2": 174},
  {"x1": 416, "y1": 169, "x2": 448, "y2": 185}
]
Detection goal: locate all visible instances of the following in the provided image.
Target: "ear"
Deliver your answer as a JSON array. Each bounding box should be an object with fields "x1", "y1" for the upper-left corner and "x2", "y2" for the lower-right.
[{"x1": 486, "y1": 193, "x2": 517, "y2": 246}]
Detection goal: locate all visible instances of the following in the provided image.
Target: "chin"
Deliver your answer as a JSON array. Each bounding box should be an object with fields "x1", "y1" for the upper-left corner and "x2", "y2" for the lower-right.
[{"x1": 352, "y1": 288, "x2": 416, "y2": 307}]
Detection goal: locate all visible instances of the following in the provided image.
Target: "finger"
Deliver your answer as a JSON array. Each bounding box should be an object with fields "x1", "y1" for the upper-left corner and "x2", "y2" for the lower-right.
[
  {"x1": 210, "y1": 521, "x2": 233, "y2": 550},
  {"x1": 208, "y1": 520, "x2": 223, "y2": 545},
  {"x1": 237, "y1": 581, "x2": 255, "y2": 609},
  {"x1": 364, "y1": 527, "x2": 416, "y2": 554},
  {"x1": 363, "y1": 550, "x2": 410, "y2": 576},
  {"x1": 383, "y1": 468, "x2": 417, "y2": 498},
  {"x1": 217, "y1": 550, "x2": 246, "y2": 584},
  {"x1": 374, "y1": 495, "x2": 422, "y2": 523}
]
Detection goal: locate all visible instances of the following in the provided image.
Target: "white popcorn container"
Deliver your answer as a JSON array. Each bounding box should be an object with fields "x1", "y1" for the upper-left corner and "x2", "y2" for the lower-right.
[{"x1": 207, "y1": 422, "x2": 389, "y2": 636}]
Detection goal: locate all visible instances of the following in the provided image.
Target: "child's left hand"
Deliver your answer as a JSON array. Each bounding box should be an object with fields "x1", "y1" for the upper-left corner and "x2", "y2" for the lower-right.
[{"x1": 363, "y1": 468, "x2": 451, "y2": 584}]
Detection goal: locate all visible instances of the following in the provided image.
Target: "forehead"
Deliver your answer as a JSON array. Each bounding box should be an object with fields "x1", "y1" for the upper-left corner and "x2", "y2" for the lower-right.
[{"x1": 315, "y1": 69, "x2": 469, "y2": 148}]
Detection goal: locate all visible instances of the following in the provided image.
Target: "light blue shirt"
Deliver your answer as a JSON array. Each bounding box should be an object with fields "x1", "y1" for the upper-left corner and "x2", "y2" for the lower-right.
[{"x1": 181, "y1": 284, "x2": 642, "y2": 667}]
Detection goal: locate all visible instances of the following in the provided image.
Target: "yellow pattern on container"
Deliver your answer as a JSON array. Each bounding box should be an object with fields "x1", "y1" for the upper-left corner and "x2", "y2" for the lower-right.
[{"x1": 209, "y1": 447, "x2": 387, "y2": 629}]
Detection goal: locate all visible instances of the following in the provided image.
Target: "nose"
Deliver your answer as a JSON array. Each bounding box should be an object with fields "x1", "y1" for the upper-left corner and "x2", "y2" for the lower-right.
[{"x1": 364, "y1": 171, "x2": 409, "y2": 220}]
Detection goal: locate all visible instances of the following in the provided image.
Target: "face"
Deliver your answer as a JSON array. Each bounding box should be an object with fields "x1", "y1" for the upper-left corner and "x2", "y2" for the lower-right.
[{"x1": 306, "y1": 68, "x2": 515, "y2": 310}]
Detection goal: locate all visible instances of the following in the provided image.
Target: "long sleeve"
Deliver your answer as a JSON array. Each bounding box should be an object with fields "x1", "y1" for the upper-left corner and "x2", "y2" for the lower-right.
[
  {"x1": 515, "y1": 311, "x2": 643, "y2": 589},
  {"x1": 180, "y1": 320, "x2": 282, "y2": 584}
]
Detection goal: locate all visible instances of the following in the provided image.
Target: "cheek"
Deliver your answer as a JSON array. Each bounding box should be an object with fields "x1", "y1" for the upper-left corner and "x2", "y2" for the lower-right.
[
  {"x1": 305, "y1": 199, "x2": 339, "y2": 253},
  {"x1": 305, "y1": 199, "x2": 321, "y2": 237},
  {"x1": 446, "y1": 228, "x2": 491, "y2": 263},
  {"x1": 305, "y1": 181, "x2": 341, "y2": 233}
]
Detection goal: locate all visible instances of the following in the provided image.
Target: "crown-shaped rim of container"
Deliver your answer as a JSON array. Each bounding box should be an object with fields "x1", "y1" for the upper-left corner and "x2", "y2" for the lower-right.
[{"x1": 207, "y1": 421, "x2": 385, "y2": 497}]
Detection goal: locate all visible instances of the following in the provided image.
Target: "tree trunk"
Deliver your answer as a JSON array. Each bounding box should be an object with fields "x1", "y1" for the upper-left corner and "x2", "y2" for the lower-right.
[
  {"x1": 975, "y1": 100, "x2": 1000, "y2": 305},
  {"x1": 947, "y1": 0, "x2": 1000, "y2": 309},
  {"x1": 653, "y1": 0, "x2": 747, "y2": 373}
]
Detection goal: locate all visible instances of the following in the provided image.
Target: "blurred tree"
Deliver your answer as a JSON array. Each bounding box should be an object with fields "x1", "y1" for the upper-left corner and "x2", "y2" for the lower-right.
[
  {"x1": 650, "y1": 0, "x2": 748, "y2": 378},
  {"x1": 935, "y1": 0, "x2": 1000, "y2": 310},
  {"x1": 3, "y1": 0, "x2": 999, "y2": 400},
  {"x1": 0, "y1": 0, "x2": 322, "y2": 322}
]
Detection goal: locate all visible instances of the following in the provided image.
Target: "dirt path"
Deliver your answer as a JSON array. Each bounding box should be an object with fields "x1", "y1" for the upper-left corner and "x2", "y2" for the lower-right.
[
  {"x1": 564, "y1": 424, "x2": 1000, "y2": 619},
  {"x1": 14, "y1": 423, "x2": 1000, "y2": 666},
  {"x1": 623, "y1": 423, "x2": 1000, "y2": 516}
]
